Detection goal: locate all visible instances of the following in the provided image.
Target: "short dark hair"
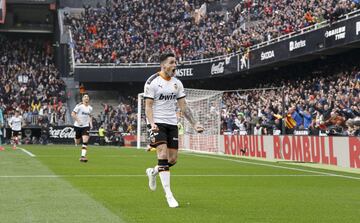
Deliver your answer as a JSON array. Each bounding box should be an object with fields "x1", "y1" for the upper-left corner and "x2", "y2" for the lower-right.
[{"x1": 159, "y1": 52, "x2": 175, "y2": 63}]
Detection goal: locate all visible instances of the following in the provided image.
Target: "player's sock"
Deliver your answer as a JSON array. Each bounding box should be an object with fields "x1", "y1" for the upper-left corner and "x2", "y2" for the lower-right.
[
  {"x1": 153, "y1": 165, "x2": 159, "y2": 175},
  {"x1": 12, "y1": 137, "x2": 18, "y2": 149},
  {"x1": 153, "y1": 158, "x2": 168, "y2": 175},
  {"x1": 158, "y1": 159, "x2": 172, "y2": 197},
  {"x1": 81, "y1": 143, "x2": 87, "y2": 157},
  {"x1": 168, "y1": 162, "x2": 176, "y2": 168},
  {"x1": 0, "y1": 137, "x2": 3, "y2": 150},
  {"x1": 0, "y1": 137, "x2": 4, "y2": 150}
]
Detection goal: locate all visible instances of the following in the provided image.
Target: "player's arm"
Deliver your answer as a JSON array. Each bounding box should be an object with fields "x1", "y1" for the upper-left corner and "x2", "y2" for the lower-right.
[
  {"x1": 144, "y1": 81, "x2": 158, "y2": 131},
  {"x1": 8, "y1": 118, "x2": 13, "y2": 129},
  {"x1": 178, "y1": 98, "x2": 204, "y2": 133},
  {"x1": 89, "y1": 115, "x2": 93, "y2": 129},
  {"x1": 145, "y1": 98, "x2": 158, "y2": 131},
  {"x1": 71, "y1": 111, "x2": 81, "y2": 125}
]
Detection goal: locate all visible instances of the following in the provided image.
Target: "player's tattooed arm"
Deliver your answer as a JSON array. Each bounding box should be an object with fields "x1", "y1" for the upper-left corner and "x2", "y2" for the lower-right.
[
  {"x1": 178, "y1": 98, "x2": 204, "y2": 133},
  {"x1": 183, "y1": 106, "x2": 197, "y2": 126}
]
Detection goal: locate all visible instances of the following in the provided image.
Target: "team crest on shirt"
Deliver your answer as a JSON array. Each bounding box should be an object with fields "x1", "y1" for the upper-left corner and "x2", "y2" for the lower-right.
[{"x1": 173, "y1": 83, "x2": 178, "y2": 90}]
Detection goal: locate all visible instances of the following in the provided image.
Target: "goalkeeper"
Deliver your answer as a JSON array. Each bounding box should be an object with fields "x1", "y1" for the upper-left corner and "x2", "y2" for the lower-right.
[{"x1": 144, "y1": 52, "x2": 204, "y2": 208}]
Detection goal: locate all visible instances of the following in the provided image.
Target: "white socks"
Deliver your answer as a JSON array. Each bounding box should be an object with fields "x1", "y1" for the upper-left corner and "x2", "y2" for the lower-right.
[
  {"x1": 159, "y1": 171, "x2": 173, "y2": 197},
  {"x1": 81, "y1": 149, "x2": 87, "y2": 157},
  {"x1": 153, "y1": 165, "x2": 159, "y2": 175}
]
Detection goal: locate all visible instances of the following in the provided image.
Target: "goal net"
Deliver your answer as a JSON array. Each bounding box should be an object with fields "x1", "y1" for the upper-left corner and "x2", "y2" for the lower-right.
[{"x1": 137, "y1": 88, "x2": 223, "y2": 153}]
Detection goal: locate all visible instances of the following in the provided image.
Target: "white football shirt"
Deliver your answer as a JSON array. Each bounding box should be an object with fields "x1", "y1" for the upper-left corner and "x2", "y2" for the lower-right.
[
  {"x1": 73, "y1": 103, "x2": 93, "y2": 127},
  {"x1": 144, "y1": 73, "x2": 186, "y2": 125},
  {"x1": 8, "y1": 116, "x2": 23, "y2": 131}
]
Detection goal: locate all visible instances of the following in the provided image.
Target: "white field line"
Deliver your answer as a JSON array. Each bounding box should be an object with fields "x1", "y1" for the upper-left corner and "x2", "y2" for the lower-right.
[
  {"x1": 18, "y1": 147, "x2": 36, "y2": 157},
  {"x1": 0, "y1": 174, "x2": 328, "y2": 178},
  {"x1": 184, "y1": 153, "x2": 360, "y2": 181},
  {"x1": 34, "y1": 155, "x2": 139, "y2": 158}
]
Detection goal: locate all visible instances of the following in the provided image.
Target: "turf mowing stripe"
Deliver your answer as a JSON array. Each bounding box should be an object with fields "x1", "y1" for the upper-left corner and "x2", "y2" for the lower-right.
[
  {"x1": 0, "y1": 174, "x2": 329, "y2": 178},
  {"x1": 0, "y1": 147, "x2": 125, "y2": 223},
  {"x1": 184, "y1": 153, "x2": 360, "y2": 181},
  {"x1": 18, "y1": 147, "x2": 36, "y2": 157}
]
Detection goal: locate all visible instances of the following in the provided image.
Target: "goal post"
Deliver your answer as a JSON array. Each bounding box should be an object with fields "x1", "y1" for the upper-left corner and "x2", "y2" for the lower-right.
[{"x1": 137, "y1": 89, "x2": 223, "y2": 153}]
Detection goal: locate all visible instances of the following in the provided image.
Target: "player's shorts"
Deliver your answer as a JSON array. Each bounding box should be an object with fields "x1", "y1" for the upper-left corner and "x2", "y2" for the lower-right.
[
  {"x1": 12, "y1": 130, "x2": 21, "y2": 137},
  {"x1": 74, "y1": 126, "x2": 90, "y2": 139},
  {"x1": 147, "y1": 123, "x2": 178, "y2": 149}
]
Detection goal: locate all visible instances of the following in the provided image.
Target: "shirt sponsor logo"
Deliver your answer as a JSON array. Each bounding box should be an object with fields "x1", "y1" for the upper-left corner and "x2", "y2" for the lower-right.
[
  {"x1": 211, "y1": 61, "x2": 225, "y2": 75},
  {"x1": 260, "y1": 50, "x2": 275, "y2": 61},
  {"x1": 175, "y1": 68, "x2": 193, "y2": 77},
  {"x1": 325, "y1": 26, "x2": 346, "y2": 40},
  {"x1": 158, "y1": 93, "x2": 177, "y2": 100},
  {"x1": 289, "y1": 40, "x2": 306, "y2": 52}
]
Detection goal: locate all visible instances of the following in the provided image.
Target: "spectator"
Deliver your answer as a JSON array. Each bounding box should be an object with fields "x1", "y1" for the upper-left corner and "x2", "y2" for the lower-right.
[{"x1": 0, "y1": 35, "x2": 66, "y2": 127}]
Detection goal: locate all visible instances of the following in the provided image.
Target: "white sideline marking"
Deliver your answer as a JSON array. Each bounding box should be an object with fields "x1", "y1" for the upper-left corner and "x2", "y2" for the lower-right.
[
  {"x1": 18, "y1": 147, "x2": 36, "y2": 157},
  {"x1": 184, "y1": 153, "x2": 360, "y2": 181},
  {"x1": 0, "y1": 174, "x2": 327, "y2": 178}
]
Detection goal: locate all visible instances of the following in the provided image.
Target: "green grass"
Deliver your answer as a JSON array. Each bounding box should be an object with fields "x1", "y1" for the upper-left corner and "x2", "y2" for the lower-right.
[{"x1": 0, "y1": 144, "x2": 359, "y2": 223}]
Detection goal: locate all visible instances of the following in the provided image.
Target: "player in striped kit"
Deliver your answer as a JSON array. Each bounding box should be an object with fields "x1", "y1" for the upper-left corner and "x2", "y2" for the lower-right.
[
  {"x1": 144, "y1": 53, "x2": 204, "y2": 208},
  {"x1": 71, "y1": 93, "x2": 93, "y2": 162}
]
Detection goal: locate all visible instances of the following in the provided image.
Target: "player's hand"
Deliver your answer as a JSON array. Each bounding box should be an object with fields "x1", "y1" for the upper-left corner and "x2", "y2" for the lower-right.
[
  {"x1": 194, "y1": 123, "x2": 204, "y2": 133},
  {"x1": 150, "y1": 123, "x2": 159, "y2": 132}
]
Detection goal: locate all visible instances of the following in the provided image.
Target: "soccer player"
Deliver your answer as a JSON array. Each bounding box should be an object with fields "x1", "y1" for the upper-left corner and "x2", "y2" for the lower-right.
[
  {"x1": 71, "y1": 93, "x2": 93, "y2": 162},
  {"x1": 0, "y1": 106, "x2": 4, "y2": 151},
  {"x1": 144, "y1": 53, "x2": 204, "y2": 208},
  {"x1": 8, "y1": 110, "x2": 23, "y2": 150}
]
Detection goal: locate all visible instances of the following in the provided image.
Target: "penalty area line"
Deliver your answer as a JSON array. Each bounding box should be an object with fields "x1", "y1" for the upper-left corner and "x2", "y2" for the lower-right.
[
  {"x1": 18, "y1": 147, "x2": 36, "y2": 157},
  {"x1": 184, "y1": 153, "x2": 360, "y2": 181}
]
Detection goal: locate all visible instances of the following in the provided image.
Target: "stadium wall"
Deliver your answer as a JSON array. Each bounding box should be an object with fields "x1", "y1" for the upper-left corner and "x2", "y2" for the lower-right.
[
  {"x1": 222, "y1": 135, "x2": 360, "y2": 169},
  {"x1": 75, "y1": 56, "x2": 239, "y2": 82}
]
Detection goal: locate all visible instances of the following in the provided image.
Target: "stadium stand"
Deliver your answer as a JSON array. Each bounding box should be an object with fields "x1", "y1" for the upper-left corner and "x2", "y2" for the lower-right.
[
  {"x1": 66, "y1": 0, "x2": 359, "y2": 64},
  {"x1": 0, "y1": 35, "x2": 67, "y2": 127},
  {"x1": 221, "y1": 58, "x2": 360, "y2": 136},
  {"x1": 91, "y1": 95, "x2": 137, "y2": 135}
]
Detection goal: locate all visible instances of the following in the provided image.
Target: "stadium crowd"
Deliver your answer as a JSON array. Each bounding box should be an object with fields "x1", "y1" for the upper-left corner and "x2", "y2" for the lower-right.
[
  {"x1": 233, "y1": 0, "x2": 359, "y2": 47},
  {"x1": 0, "y1": 35, "x2": 67, "y2": 127},
  {"x1": 66, "y1": 0, "x2": 359, "y2": 64},
  {"x1": 91, "y1": 96, "x2": 137, "y2": 135},
  {"x1": 221, "y1": 66, "x2": 360, "y2": 136}
]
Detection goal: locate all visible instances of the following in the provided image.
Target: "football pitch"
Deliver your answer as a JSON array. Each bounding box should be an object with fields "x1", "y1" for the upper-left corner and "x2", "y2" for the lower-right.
[{"x1": 0, "y1": 145, "x2": 359, "y2": 223}]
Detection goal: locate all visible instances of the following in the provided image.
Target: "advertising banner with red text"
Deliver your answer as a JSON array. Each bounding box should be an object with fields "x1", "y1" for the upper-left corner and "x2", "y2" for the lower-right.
[{"x1": 222, "y1": 135, "x2": 360, "y2": 169}]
